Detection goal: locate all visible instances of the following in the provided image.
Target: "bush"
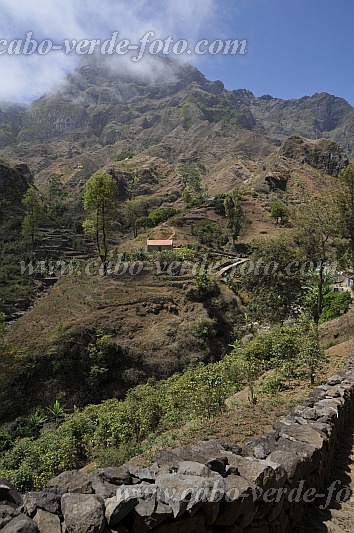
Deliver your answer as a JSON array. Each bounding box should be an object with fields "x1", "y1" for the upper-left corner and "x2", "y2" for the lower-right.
[
  {"x1": 148, "y1": 208, "x2": 177, "y2": 226},
  {"x1": 192, "y1": 220, "x2": 228, "y2": 247},
  {"x1": 0, "y1": 323, "x2": 326, "y2": 490},
  {"x1": 321, "y1": 291, "x2": 352, "y2": 322}
]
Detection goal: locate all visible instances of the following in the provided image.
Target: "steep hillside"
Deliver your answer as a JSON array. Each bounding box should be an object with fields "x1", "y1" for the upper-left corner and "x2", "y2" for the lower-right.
[
  {"x1": 0, "y1": 56, "x2": 353, "y2": 191},
  {"x1": 0, "y1": 160, "x2": 34, "y2": 315}
]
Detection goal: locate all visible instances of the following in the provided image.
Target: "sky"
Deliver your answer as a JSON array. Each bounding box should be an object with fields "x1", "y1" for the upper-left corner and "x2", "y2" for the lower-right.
[{"x1": 0, "y1": 0, "x2": 353, "y2": 105}]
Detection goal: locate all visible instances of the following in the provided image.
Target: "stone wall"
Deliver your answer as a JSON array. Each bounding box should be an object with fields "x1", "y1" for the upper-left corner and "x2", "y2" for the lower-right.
[{"x1": 1, "y1": 356, "x2": 354, "y2": 532}]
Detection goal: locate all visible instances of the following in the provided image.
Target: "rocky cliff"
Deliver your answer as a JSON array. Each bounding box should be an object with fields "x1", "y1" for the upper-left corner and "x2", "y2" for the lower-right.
[{"x1": 0, "y1": 56, "x2": 354, "y2": 182}]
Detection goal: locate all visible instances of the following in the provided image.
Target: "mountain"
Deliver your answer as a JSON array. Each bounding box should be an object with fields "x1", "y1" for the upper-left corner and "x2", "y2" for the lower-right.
[{"x1": 0, "y1": 55, "x2": 353, "y2": 188}]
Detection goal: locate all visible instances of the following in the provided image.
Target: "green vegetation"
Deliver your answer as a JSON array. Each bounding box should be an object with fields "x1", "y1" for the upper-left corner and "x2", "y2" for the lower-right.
[
  {"x1": 21, "y1": 187, "x2": 45, "y2": 250},
  {"x1": 224, "y1": 190, "x2": 244, "y2": 244},
  {"x1": 321, "y1": 291, "x2": 352, "y2": 322},
  {"x1": 0, "y1": 323, "x2": 325, "y2": 491},
  {"x1": 270, "y1": 201, "x2": 288, "y2": 225},
  {"x1": 83, "y1": 171, "x2": 117, "y2": 274},
  {"x1": 192, "y1": 220, "x2": 228, "y2": 247},
  {"x1": 178, "y1": 163, "x2": 207, "y2": 207},
  {"x1": 44, "y1": 174, "x2": 68, "y2": 220},
  {"x1": 335, "y1": 163, "x2": 354, "y2": 271},
  {"x1": 148, "y1": 207, "x2": 177, "y2": 226},
  {"x1": 113, "y1": 151, "x2": 134, "y2": 162}
]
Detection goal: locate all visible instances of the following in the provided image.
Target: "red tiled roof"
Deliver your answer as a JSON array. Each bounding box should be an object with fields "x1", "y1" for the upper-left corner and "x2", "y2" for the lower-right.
[{"x1": 147, "y1": 240, "x2": 173, "y2": 246}]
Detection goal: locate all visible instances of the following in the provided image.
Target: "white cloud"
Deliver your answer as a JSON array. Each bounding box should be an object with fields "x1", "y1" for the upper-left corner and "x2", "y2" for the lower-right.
[{"x1": 0, "y1": 0, "x2": 221, "y2": 102}]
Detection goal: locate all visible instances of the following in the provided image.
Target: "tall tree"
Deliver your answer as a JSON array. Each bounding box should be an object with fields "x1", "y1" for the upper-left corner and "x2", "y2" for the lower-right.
[
  {"x1": 83, "y1": 171, "x2": 117, "y2": 274},
  {"x1": 224, "y1": 190, "x2": 244, "y2": 245},
  {"x1": 21, "y1": 187, "x2": 45, "y2": 250},
  {"x1": 45, "y1": 174, "x2": 68, "y2": 220},
  {"x1": 336, "y1": 163, "x2": 354, "y2": 271},
  {"x1": 242, "y1": 233, "x2": 306, "y2": 324},
  {"x1": 292, "y1": 198, "x2": 337, "y2": 326}
]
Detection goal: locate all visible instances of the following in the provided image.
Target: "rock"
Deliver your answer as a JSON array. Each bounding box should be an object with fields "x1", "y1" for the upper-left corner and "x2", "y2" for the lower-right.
[
  {"x1": 155, "y1": 473, "x2": 225, "y2": 518},
  {"x1": 131, "y1": 499, "x2": 173, "y2": 531},
  {"x1": 105, "y1": 492, "x2": 138, "y2": 528},
  {"x1": 61, "y1": 494, "x2": 105, "y2": 533},
  {"x1": 128, "y1": 467, "x2": 156, "y2": 483},
  {"x1": 273, "y1": 422, "x2": 327, "y2": 449},
  {"x1": 224, "y1": 456, "x2": 286, "y2": 492},
  {"x1": 48, "y1": 471, "x2": 93, "y2": 494},
  {"x1": 206, "y1": 457, "x2": 228, "y2": 477},
  {"x1": 265, "y1": 174, "x2": 288, "y2": 191},
  {"x1": 0, "y1": 504, "x2": 19, "y2": 529},
  {"x1": 90, "y1": 480, "x2": 118, "y2": 500},
  {"x1": 219, "y1": 442, "x2": 244, "y2": 456},
  {"x1": 23, "y1": 489, "x2": 65, "y2": 517},
  {"x1": 33, "y1": 509, "x2": 61, "y2": 533},
  {"x1": 134, "y1": 494, "x2": 157, "y2": 519},
  {"x1": 130, "y1": 494, "x2": 173, "y2": 530},
  {"x1": 215, "y1": 475, "x2": 259, "y2": 527},
  {"x1": 171, "y1": 440, "x2": 226, "y2": 464},
  {"x1": 267, "y1": 450, "x2": 306, "y2": 484},
  {"x1": 0, "y1": 478, "x2": 22, "y2": 507},
  {"x1": 0, "y1": 484, "x2": 11, "y2": 501},
  {"x1": 155, "y1": 451, "x2": 181, "y2": 471},
  {"x1": 246, "y1": 436, "x2": 276, "y2": 460},
  {"x1": 176, "y1": 461, "x2": 213, "y2": 477},
  {"x1": 1, "y1": 514, "x2": 39, "y2": 532},
  {"x1": 89, "y1": 467, "x2": 131, "y2": 487}
]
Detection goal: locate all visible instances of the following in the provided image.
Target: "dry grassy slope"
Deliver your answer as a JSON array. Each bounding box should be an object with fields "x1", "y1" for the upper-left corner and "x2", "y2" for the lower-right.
[
  {"x1": 7, "y1": 267, "x2": 240, "y2": 376},
  {"x1": 6, "y1": 139, "x2": 342, "y2": 381}
]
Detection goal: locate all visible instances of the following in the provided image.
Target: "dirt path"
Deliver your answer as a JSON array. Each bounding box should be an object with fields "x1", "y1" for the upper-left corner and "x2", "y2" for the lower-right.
[{"x1": 298, "y1": 417, "x2": 354, "y2": 532}]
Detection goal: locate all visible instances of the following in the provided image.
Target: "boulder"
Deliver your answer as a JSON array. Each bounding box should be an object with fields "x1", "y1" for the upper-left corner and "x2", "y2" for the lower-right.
[
  {"x1": 215, "y1": 475, "x2": 259, "y2": 527},
  {"x1": 224, "y1": 456, "x2": 286, "y2": 492},
  {"x1": 61, "y1": 494, "x2": 105, "y2": 533},
  {"x1": 0, "y1": 504, "x2": 19, "y2": 529},
  {"x1": 171, "y1": 440, "x2": 226, "y2": 463},
  {"x1": 155, "y1": 451, "x2": 180, "y2": 472},
  {"x1": 23, "y1": 488, "x2": 65, "y2": 517},
  {"x1": 273, "y1": 422, "x2": 326, "y2": 449},
  {"x1": 105, "y1": 492, "x2": 138, "y2": 528},
  {"x1": 48, "y1": 471, "x2": 93, "y2": 494},
  {"x1": 1, "y1": 513, "x2": 39, "y2": 532},
  {"x1": 0, "y1": 478, "x2": 22, "y2": 507},
  {"x1": 155, "y1": 473, "x2": 225, "y2": 518},
  {"x1": 33, "y1": 509, "x2": 61, "y2": 533},
  {"x1": 89, "y1": 467, "x2": 131, "y2": 487},
  {"x1": 176, "y1": 461, "x2": 214, "y2": 477}
]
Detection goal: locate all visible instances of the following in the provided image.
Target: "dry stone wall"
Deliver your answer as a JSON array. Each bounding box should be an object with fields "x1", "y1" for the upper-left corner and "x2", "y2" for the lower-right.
[{"x1": 1, "y1": 356, "x2": 354, "y2": 532}]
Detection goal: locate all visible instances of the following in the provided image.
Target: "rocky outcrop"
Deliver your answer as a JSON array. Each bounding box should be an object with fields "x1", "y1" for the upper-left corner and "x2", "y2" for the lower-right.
[
  {"x1": 279, "y1": 135, "x2": 349, "y2": 176},
  {"x1": 0, "y1": 159, "x2": 32, "y2": 205},
  {"x1": 2, "y1": 356, "x2": 354, "y2": 532}
]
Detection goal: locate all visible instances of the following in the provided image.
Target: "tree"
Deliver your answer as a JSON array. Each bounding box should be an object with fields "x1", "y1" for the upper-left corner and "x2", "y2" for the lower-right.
[
  {"x1": 242, "y1": 234, "x2": 306, "y2": 324},
  {"x1": 270, "y1": 201, "x2": 288, "y2": 225},
  {"x1": 224, "y1": 190, "x2": 244, "y2": 245},
  {"x1": 83, "y1": 171, "x2": 117, "y2": 274},
  {"x1": 21, "y1": 187, "x2": 45, "y2": 250},
  {"x1": 297, "y1": 319, "x2": 327, "y2": 385},
  {"x1": 336, "y1": 163, "x2": 354, "y2": 271},
  {"x1": 45, "y1": 174, "x2": 68, "y2": 219},
  {"x1": 292, "y1": 198, "x2": 337, "y2": 326}
]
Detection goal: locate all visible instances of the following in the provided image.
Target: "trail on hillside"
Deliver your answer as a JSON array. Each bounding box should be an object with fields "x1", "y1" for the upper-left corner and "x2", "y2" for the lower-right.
[{"x1": 298, "y1": 417, "x2": 354, "y2": 532}]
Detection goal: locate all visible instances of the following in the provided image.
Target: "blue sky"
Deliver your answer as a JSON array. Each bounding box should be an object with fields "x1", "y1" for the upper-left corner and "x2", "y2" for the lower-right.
[
  {"x1": 201, "y1": 0, "x2": 354, "y2": 104},
  {"x1": 0, "y1": 0, "x2": 353, "y2": 105}
]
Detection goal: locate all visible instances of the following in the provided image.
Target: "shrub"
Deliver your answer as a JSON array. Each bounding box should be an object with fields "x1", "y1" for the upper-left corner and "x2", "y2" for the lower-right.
[
  {"x1": 192, "y1": 220, "x2": 228, "y2": 247},
  {"x1": 321, "y1": 291, "x2": 352, "y2": 322},
  {"x1": 148, "y1": 208, "x2": 177, "y2": 226}
]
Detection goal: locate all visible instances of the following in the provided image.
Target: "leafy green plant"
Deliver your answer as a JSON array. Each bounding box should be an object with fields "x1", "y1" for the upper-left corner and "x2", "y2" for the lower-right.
[{"x1": 321, "y1": 291, "x2": 352, "y2": 322}]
